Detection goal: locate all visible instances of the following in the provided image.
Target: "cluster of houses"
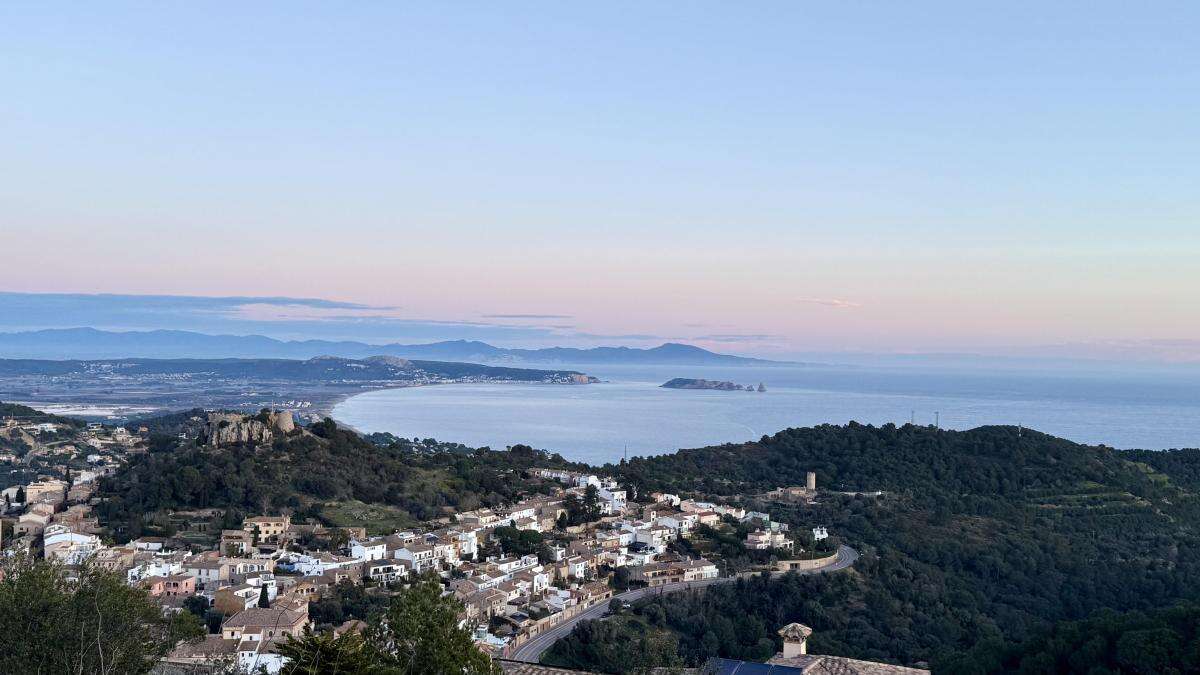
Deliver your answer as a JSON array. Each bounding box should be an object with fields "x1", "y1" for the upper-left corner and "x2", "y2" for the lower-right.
[
  {"x1": 3, "y1": 475, "x2": 112, "y2": 559},
  {"x1": 1, "y1": 418, "x2": 141, "y2": 460},
  {"x1": 0, "y1": 419, "x2": 135, "y2": 553},
  {"x1": 0, "y1": 416, "x2": 830, "y2": 674}
]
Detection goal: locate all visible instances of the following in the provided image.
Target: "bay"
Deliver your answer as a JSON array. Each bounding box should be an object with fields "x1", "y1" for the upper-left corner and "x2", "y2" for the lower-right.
[{"x1": 331, "y1": 363, "x2": 1200, "y2": 464}]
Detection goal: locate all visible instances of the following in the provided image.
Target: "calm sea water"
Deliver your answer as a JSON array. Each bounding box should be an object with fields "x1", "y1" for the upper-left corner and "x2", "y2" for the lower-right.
[{"x1": 332, "y1": 363, "x2": 1200, "y2": 465}]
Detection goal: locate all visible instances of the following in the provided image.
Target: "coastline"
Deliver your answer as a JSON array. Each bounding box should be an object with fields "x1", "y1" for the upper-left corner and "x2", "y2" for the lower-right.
[
  {"x1": 323, "y1": 378, "x2": 602, "y2": 423},
  {"x1": 312, "y1": 382, "x2": 420, "y2": 419},
  {"x1": 2, "y1": 376, "x2": 595, "y2": 425}
]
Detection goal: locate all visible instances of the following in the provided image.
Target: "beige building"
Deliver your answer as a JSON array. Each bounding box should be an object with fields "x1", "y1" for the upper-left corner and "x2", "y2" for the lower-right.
[
  {"x1": 221, "y1": 607, "x2": 308, "y2": 642},
  {"x1": 25, "y1": 479, "x2": 68, "y2": 505},
  {"x1": 745, "y1": 529, "x2": 794, "y2": 552},
  {"x1": 243, "y1": 515, "x2": 290, "y2": 544},
  {"x1": 629, "y1": 557, "x2": 718, "y2": 586},
  {"x1": 222, "y1": 528, "x2": 254, "y2": 555}
]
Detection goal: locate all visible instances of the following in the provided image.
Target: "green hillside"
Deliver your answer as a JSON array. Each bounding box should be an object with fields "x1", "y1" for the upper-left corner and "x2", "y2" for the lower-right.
[
  {"x1": 95, "y1": 419, "x2": 588, "y2": 541},
  {"x1": 544, "y1": 424, "x2": 1200, "y2": 671}
]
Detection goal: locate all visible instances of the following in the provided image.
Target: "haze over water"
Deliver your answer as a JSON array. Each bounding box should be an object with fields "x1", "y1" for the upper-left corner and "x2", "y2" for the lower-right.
[{"x1": 333, "y1": 363, "x2": 1200, "y2": 465}]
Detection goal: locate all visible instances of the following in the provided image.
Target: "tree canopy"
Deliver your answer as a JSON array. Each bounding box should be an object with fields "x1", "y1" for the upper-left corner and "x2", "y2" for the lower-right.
[
  {"x1": 281, "y1": 575, "x2": 498, "y2": 675},
  {"x1": 95, "y1": 417, "x2": 589, "y2": 541},
  {"x1": 0, "y1": 556, "x2": 203, "y2": 675},
  {"x1": 547, "y1": 423, "x2": 1200, "y2": 672}
]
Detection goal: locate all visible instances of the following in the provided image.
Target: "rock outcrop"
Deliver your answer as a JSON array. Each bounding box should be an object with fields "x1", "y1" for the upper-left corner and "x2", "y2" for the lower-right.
[{"x1": 201, "y1": 410, "x2": 294, "y2": 448}]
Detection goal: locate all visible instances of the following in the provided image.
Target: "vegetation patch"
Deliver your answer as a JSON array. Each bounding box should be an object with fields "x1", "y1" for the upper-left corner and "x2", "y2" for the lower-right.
[{"x1": 320, "y1": 499, "x2": 418, "y2": 534}]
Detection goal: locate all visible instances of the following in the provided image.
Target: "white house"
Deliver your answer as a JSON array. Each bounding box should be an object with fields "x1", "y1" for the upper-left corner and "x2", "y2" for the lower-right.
[
  {"x1": 365, "y1": 559, "x2": 405, "y2": 583},
  {"x1": 127, "y1": 559, "x2": 182, "y2": 584},
  {"x1": 635, "y1": 525, "x2": 672, "y2": 551},
  {"x1": 650, "y1": 492, "x2": 681, "y2": 507},
  {"x1": 245, "y1": 572, "x2": 278, "y2": 602},
  {"x1": 396, "y1": 543, "x2": 438, "y2": 573},
  {"x1": 489, "y1": 553, "x2": 539, "y2": 575},
  {"x1": 132, "y1": 537, "x2": 166, "y2": 552},
  {"x1": 598, "y1": 486, "x2": 627, "y2": 513},
  {"x1": 43, "y1": 526, "x2": 101, "y2": 565},
  {"x1": 445, "y1": 529, "x2": 479, "y2": 560},
  {"x1": 657, "y1": 512, "x2": 698, "y2": 535},
  {"x1": 349, "y1": 539, "x2": 387, "y2": 562},
  {"x1": 506, "y1": 505, "x2": 537, "y2": 521},
  {"x1": 746, "y1": 530, "x2": 793, "y2": 552},
  {"x1": 544, "y1": 588, "x2": 577, "y2": 612},
  {"x1": 565, "y1": 556, "x2": 589, "y2": 580},
  {"x1": 276, "y1": 552, "x2": 355, "y2": 577}
]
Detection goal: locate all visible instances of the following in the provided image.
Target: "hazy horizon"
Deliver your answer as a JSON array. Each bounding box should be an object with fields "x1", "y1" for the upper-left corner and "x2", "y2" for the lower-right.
[{"x1": 1, "y1": 291, "x2": 1198, "y2": 368}]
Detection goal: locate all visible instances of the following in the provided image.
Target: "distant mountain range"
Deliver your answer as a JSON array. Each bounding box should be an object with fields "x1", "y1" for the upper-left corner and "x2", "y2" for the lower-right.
[{"x1": 0, "y1": 328, "x2": 781, "y2": 366}]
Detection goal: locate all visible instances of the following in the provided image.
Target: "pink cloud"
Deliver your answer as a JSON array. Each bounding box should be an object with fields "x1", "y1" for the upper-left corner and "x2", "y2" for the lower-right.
[{"x1": 798, "y1": 297, "x2": 862, "y2": 309}]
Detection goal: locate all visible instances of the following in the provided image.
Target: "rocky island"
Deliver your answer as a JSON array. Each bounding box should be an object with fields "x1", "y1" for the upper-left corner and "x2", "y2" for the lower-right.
[{"x1": 661, "y1": 378, "x2": 764, "y2": 391}]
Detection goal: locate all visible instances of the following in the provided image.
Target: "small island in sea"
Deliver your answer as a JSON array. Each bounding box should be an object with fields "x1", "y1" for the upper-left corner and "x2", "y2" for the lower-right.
[{"x1": 661, "y1": 378, "x2": 765, "y2": 392}]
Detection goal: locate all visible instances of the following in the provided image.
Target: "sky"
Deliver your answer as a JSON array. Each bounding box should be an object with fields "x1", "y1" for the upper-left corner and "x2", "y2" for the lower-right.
[{"x1": 2, "y1": 3, "x2": 1198, "y2": 360}]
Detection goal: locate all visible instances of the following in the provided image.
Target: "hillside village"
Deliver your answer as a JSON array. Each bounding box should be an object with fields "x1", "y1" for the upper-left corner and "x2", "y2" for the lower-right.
[{"x1": 0, "y1": 407, "x2": 853, "y2": 674}]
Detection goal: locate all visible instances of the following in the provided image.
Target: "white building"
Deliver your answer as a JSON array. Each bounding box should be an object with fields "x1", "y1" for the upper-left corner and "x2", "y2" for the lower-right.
[
  {"x1": 746, "y1": 530, "x2": 793, "y2": 552},
  {"x1": 565, "y1": 556, "x2": 590, "y2": 580},
  {"x1": 349, "y1": 539, "x2": 388, "y2": 562},
  {"x1": 43, "y1": 526, "x2": 101, "y2": 565},
  {"x1": 127, "y1": 559, "x2": 182, "y2": 584},
  {"x1": 245, "y1": 571, "x2": 278, "y2": 602},
  {"x1": 598, "y1": 485, "x2": 627, "y2": 513},
  {"x1": 657, "y1": 512, "x2": 698, "y2": 535},
  {"x1": 396, "y1": 543, "x2": 438, "y2": 573}
]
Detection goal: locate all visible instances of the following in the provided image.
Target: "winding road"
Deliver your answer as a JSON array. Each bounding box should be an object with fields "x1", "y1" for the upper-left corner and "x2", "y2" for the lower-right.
[{"x1": 508, "y1": 545, "x2": 858, "y2": 663}]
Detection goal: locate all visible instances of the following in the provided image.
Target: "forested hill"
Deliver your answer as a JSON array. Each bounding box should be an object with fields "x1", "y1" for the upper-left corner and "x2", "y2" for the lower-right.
[
  {"x1": 0, "y1": 401, "x2": 84, "y2": 428},
  {"x1": 95, "y1": 418, "x2": 591, "y2": 542},
  {"x1": 541, "y1": 424, "x2": 1200, "y2": 672},
  {"x1": 612, "y1": 422, "x2": 1180, "y2": 502}
]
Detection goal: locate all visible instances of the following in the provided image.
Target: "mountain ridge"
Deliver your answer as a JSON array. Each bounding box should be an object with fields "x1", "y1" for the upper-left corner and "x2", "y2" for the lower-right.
[{"x1": 0, "y1": 327, "x2": 783, "y2": 365}]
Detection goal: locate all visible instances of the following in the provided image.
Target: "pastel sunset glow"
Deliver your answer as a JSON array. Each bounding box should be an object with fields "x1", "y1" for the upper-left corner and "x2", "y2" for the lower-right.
[{"x1": 3, "y1": 3, "x2": 1197, "y2": 360}]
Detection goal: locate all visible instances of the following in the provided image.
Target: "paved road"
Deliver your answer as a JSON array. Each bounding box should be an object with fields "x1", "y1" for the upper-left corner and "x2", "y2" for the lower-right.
[{"x1": 508, "y1": 545, "x2": 858, "y2": 663}]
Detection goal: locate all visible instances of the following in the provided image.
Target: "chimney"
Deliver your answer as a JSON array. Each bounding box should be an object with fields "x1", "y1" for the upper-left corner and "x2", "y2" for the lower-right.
[{"x1": 778, "y1": 623, "x2": 812, "y2": 658}]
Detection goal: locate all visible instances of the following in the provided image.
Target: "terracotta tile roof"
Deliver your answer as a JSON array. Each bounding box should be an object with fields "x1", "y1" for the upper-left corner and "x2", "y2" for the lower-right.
[
  {"x1": 764, "y1": 655, "x2": 929, "y2": 674},
  {"x1": 168, "y1": 635, "x2": 239, "y2": 659},
  {"x1": 497, "y1": 659, "x2": 600, "y2": 674},
  {"x1": 224, "y1": 607, "x2": 306, "y2": 630}
]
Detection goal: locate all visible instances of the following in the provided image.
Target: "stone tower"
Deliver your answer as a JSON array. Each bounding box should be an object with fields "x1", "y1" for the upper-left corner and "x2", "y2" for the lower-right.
[
  {"x1": 806, "y1": 471, "x2": 816, "y2": 492},
  {"x1": 270, "y1": 411, "x2": 295, "y2": 434}
]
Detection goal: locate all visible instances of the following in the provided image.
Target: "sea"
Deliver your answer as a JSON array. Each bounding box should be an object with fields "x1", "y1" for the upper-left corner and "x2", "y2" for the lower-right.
[{"x1": 331, "y1": 363, "x2": 1200, "y2": 465}]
